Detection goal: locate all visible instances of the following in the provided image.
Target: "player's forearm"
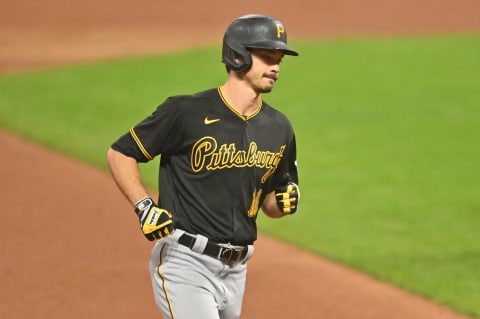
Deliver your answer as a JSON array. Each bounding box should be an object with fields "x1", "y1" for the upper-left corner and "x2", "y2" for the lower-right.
[
  {"x1": 106, "y1": 147, "x2": 150, "y2": 205},
  {"x1": 261, "y1": 191, "x2": 285, "y2": 218}
]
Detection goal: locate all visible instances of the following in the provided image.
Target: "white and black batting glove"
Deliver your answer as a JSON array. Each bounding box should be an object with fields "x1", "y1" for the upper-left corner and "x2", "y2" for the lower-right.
[
  {"x1": 134, "y1": 197, "x2": 175, "y2": 241},
  {"x1": 275, "y1": 182, "x2": 300, "y2": 215}
]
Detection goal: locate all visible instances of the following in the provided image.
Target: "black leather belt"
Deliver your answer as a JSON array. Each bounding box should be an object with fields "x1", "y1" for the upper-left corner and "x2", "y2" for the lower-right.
[{"x1": 178, "y1": 233, "x2": 248, "y2": 267}]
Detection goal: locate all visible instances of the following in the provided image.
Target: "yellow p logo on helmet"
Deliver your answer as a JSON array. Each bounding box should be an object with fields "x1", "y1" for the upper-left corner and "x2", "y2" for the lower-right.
[{"x1": 276, "y1": 24, "x2": 285, "y2": 38}]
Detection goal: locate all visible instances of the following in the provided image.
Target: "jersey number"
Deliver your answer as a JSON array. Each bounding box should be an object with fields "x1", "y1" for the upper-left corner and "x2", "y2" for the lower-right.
[{"x1": 247, "y1": 189, "x2": 263, "y2": 217}]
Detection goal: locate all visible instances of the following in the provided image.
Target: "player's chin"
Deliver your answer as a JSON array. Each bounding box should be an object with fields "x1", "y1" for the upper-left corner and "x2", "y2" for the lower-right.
[
  {"x1": 258, "y1": 81, "x2": 276, "y2": 93},
  {"x1": 257, "y1": 86, "x2": 274, "y2": 94}
]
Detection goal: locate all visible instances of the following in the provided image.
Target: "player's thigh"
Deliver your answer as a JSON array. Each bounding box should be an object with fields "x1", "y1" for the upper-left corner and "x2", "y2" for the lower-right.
[
  {"x1": 219, "y1": 265, "x2": 247, "y2": 319},
  {"x1": 151, "y1": 263, "x2": 220, "y2": 319},
  {"x1": 150, "y1": 241, "x2": 221, "y2": 319},
  {"x1": 167, "y1": 283, "x2": 220, "y2": 319}
]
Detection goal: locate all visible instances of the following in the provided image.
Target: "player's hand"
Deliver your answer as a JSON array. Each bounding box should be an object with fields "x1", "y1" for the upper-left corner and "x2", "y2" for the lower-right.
[
  {"x1": 134, "y1": 197, "x2": 175, "y2": 241},
  {"x1": 275, "y1": 182, "x2": 300, "y2": 215}
]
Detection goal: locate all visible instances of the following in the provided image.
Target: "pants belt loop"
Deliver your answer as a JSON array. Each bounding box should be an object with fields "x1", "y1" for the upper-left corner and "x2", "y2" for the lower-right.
[
  {"x1": 191, "y1": 234, "x2": 208, "y2": 254},
  {"x1": 241, "y1": 245, "x2": 254, "y2": 264},
  {"x1": 172, "y1": 229, "x2": 185, "y2": 242}
]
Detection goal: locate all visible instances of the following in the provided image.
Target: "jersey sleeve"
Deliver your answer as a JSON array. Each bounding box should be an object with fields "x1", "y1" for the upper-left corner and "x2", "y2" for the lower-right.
[
  {"x1": 271, "y1": 128, "x2": 299, "y2": 190},
  {"x1": 111, "y1": 97, "x2": 184, "y2": 162}
]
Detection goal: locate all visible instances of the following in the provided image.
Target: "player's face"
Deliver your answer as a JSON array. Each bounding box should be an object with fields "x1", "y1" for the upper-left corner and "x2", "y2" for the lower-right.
[{"x1": 246, "y1": 49, "x2": 284, "y2": 93}]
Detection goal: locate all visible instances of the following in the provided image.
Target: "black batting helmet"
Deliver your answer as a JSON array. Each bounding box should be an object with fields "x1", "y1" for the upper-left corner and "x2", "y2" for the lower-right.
[{"x1": 222, "y1": 14, "x2": 299, "y2": 72}]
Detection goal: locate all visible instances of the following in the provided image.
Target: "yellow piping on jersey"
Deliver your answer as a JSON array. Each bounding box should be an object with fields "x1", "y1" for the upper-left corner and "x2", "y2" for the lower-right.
[
  {"x1": 217, "y1": 87, "x2": 262, "y2": 120},
  {"x1": 130, "y1": 127, "x2": 153, "y2": 161}
]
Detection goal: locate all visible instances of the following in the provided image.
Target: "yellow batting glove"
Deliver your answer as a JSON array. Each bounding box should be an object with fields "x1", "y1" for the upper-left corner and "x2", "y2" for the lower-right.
[
  {"x1": 134, "y1": 197, "x2": 175, "y2": 241},
  {"x1": 274, "y1": 182, "x2": 300, "y2": 215}
]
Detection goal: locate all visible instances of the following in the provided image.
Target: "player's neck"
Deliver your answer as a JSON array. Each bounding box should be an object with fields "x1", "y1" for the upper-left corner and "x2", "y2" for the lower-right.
[{"x1": 219, "y1": 82, "x2": 262, "y2": 117}]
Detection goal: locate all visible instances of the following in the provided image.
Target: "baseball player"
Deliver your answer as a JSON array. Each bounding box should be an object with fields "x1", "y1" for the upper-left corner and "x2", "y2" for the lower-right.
[{"x1": 106, "y1": 14, "x2": 300, "y2": 319}]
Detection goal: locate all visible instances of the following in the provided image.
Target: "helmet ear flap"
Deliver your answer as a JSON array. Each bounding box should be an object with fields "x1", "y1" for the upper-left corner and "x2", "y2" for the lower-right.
[{"x1": 222, "y1": 43, "x2": 252, "y2": 72}]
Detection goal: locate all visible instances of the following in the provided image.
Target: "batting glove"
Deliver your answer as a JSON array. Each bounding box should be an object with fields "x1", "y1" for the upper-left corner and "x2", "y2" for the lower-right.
[
  {"x1": 275, "y1": 182, "x2": 300, "y2": 215},
  {"x1": 134, "y1": 197, "x2": 175, "y2": 241}
]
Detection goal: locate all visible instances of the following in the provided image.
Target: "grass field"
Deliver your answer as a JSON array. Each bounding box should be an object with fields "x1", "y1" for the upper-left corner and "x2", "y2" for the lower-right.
[{"x1": 1, "y1": 34, "x2": 479, "y2": 317}]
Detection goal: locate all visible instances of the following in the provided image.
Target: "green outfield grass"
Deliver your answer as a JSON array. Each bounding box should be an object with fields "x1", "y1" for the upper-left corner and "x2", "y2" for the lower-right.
[{"x1": 1, "y1": 34, "x2": 479, "y2": 317}]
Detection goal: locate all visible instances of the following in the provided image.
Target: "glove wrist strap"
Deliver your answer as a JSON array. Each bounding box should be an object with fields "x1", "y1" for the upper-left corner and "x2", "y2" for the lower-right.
[{"x1": 134, "y1": 197, "x2": 154, "y2": 215}]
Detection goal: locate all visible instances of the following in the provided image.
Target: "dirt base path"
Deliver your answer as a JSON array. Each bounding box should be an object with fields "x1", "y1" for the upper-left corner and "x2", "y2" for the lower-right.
[
  {"x1": 1, "y1": 1, "x2": 479, "y2": 318},
  {"x1": 2, "y1": 0, "x2": 480, "y2": 74}
]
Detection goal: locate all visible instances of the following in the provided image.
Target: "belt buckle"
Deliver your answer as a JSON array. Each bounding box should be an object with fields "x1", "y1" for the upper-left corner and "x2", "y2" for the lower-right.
[{"x1": 221, "y1": 247, "x2": 244, "y2": 267}]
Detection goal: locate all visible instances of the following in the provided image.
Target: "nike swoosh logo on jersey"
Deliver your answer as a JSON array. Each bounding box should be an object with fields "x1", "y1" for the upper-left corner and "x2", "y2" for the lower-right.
[{"x1": 204, "y1": 117, "x2": 221, "y2": 125}]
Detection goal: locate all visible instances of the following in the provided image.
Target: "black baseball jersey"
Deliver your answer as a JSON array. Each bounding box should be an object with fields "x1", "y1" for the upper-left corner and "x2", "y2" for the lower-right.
[{"x1": 112, "y1": 87, "x2": 298, "y2": 245}]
